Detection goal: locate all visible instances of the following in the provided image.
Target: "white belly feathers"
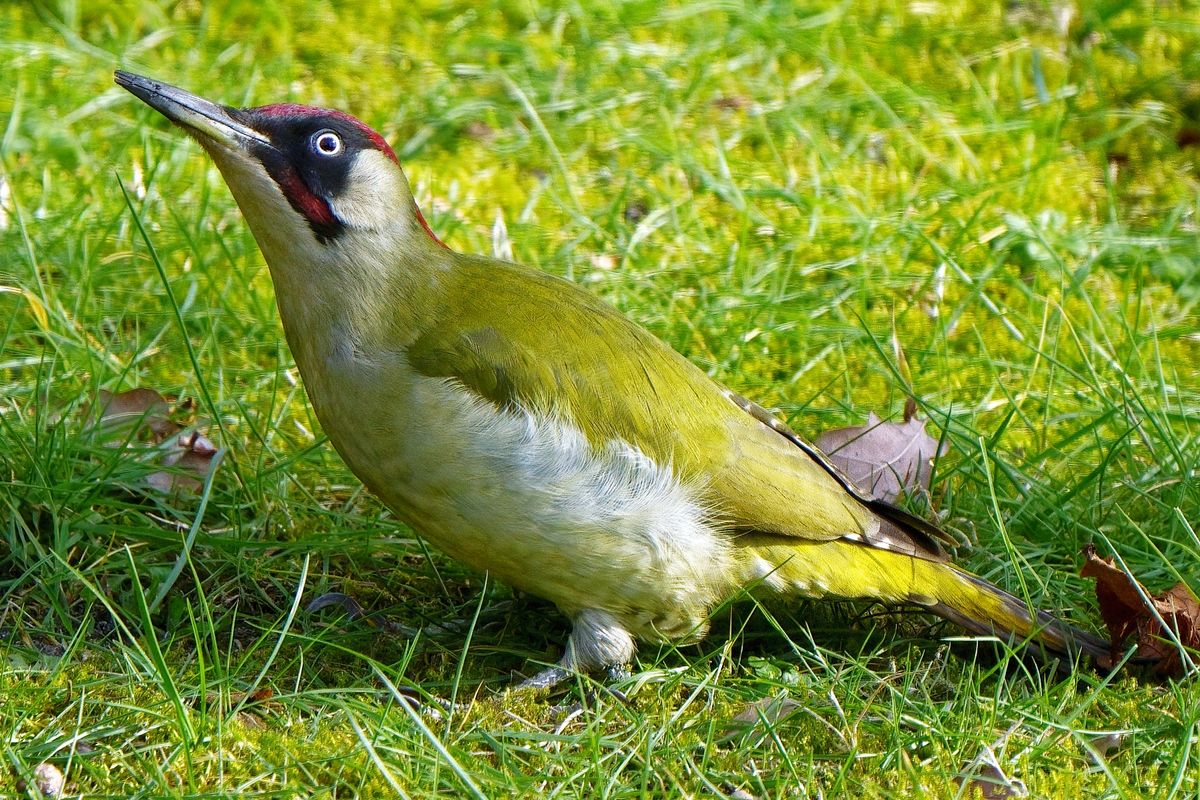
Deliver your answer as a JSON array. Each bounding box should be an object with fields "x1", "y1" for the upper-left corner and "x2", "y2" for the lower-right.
[{"x1": 308, "y1": 349, "x2": 735, "y2": 643}]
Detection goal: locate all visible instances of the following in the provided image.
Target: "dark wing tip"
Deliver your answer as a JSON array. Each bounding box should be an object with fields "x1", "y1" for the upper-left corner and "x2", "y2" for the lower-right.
[{"x1": 725, "y1": 388, "x2": 956, "y2": 558}]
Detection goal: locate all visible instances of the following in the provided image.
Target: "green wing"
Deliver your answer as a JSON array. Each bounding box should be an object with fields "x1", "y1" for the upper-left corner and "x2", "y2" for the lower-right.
[{"x1": 407, "y1": 255, "x2": 903, "y2": 545}]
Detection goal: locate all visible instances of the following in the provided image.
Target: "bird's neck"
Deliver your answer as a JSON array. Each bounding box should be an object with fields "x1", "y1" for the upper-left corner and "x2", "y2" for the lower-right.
[
  {"x1": 255, "y1": 220, "x2": 452, "y2": 371},
  {"x1": 209, "y1": 142, "x2": 451, "y2": 356}
]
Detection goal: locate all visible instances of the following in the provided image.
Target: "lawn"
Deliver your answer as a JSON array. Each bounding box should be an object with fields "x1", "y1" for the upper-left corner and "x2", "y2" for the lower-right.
[{"x1": 2, "y1": 0, "x2": 1199, "y2": 797}]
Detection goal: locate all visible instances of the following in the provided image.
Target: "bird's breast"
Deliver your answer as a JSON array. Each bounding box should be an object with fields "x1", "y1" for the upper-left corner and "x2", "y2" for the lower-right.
[{"x1": 291, "y1": 339, "x2": 736, "y2": 640}]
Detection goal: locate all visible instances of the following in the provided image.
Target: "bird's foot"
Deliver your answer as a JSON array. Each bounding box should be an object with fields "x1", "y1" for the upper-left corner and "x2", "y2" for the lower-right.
[
  {"x1": 514, "y1": 664, "x2": 575, "y2": 693},
  {"x1": 513, "y1": 662, "x2": 632, "y2": 710}
]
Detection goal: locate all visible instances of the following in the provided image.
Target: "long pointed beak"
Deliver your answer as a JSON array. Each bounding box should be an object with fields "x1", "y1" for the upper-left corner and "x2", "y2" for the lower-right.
[{"x1": 115, "y1": 71, "x2": 271, "y2": 149}]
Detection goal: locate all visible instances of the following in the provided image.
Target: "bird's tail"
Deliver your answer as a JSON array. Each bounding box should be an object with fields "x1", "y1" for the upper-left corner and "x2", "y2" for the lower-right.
[
  {"x1": 923, "y1": 563, "x2": 1111, "y2": 662},
  {"x1": 744, "y1": 538, "x2": 1111, "y2": 663}
]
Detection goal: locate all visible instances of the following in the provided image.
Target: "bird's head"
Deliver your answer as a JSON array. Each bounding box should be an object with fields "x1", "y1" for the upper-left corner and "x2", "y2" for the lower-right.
[{"x1": 115, "y1": 71, "x2": 447, "y2": 259}]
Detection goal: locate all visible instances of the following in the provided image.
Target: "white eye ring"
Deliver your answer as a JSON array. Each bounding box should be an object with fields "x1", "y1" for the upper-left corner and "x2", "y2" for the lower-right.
[{"x1": 314, "y1": 131, "x2": 343, "y2": 156}]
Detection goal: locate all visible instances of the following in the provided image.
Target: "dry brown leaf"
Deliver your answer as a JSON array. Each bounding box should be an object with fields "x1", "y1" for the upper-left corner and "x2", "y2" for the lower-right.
[
  {"x1": 94, "y1": 387, "x2": 178, "y2": 440},
  {"x1": 146, "y1": 430, "x2": 219, "y2": 494},
  {"x1": 89, "y1": 388, "x2": 220, "y2": 494},
  {"x1": 815, "y1": 411, "x2": 946, "y2": 503},
  {"x1": 202, "y1": 687, "x2": 275, "y2": 706},
  {"x1": 718, "y1": 695, "x2": 801, "y2": 745},
  {"x1": 712, "y1": 95, "x2": 752, "y2": 111},
  {"x1": 1081, "y1": 545, "x2": 1199, "y2": 679}
]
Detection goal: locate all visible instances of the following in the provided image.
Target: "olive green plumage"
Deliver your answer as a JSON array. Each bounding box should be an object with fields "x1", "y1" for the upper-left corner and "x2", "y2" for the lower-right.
[
  {"x1": 367, "y1": 253, "x2": 1106, "y2": 662},
  {"x1": 407, "y1": 255, "x2": 877, "y2": 541}
]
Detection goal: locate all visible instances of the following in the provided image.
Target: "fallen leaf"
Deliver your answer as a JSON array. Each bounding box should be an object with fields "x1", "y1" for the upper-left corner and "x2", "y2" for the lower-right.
[
  {"x1": 815, "y1": 411, "x2": 947, "y2": 503},
  {"x1": 88, "y1": 388, "x2": 220, "y2": 495},
  {"x1": 201, "y1": 687, "x2": 275, "y2": 707},
  {"x1": 718, "y1": 695, "x2": 801, "y2": 745},
  {"x1": 94, "y1": 387, "x2": 178, "y2": 440},
  {"x1": 1081, "y1": 545, "x2": 1200, "y2": 678},
  {"x1": 146, "y1": 430, "x2": 219, "y2": 494}
]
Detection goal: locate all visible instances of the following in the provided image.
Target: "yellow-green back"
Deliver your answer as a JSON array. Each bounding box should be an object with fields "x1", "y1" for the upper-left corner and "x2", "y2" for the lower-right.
[{"x1": 407, "y1": 254, "x2": 879, "y2": 543}]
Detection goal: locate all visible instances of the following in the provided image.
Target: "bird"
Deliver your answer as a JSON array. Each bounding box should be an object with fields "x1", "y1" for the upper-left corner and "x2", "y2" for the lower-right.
[{"x1": 114, "y1": 71, "x2": 1110, "y2": 689}]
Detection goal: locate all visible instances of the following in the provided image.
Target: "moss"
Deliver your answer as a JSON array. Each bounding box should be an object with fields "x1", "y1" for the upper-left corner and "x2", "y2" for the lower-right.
[{"x1": 2, "y1": 0, "x2": 1198, "y2": 796}]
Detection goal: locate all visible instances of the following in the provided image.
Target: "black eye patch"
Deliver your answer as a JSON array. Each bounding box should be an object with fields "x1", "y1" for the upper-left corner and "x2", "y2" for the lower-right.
[
  {"x1": 231, "y1": 104, "x2": 399, "y2": 243},
  {"x1": 241, "y1": 109, "x2": 382, "y2": 202}
]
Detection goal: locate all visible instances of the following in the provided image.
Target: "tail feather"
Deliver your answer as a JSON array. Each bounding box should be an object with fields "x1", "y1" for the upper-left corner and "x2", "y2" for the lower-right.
[
  {"x1": 926, "y1": 567, "x2": 1110, "y2": 662},
  {"x1": 744, "y1": 538, "x2": 1110, "y2": 664}
]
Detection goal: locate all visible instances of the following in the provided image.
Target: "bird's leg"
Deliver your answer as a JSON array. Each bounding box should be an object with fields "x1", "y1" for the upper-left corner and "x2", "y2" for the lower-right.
[
  {"x1": 515, "y1": 664, "x2": 574, "y2": 692},
  {"x1": 516, "y1": 608, "x2": 636, "y2": 693}
]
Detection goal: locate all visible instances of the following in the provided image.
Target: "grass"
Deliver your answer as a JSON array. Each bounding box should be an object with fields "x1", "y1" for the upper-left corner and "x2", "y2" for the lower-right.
[{"x1": 2, "y1": 0, "x2": 1199, "y2": 796}]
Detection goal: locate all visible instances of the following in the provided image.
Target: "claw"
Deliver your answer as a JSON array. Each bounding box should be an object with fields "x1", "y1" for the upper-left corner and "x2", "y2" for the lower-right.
[
  {"x1": 513, "y1": 662, "x2": 631, "y2": 705},
  {"x1": 513, "y1": 609, "x2": 637, "y2": 697},
  {"x1": 515, "y1": 664, "x2": 574, "y2": 693}
]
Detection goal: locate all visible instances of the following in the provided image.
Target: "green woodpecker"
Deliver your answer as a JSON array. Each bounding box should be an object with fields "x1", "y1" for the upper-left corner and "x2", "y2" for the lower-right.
[{"x1": 115, "y1": 71, "x2": 1108, "y2": 688}]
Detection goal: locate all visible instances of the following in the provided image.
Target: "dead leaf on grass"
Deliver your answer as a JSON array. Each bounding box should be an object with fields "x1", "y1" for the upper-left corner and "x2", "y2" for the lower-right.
[
  {"x1": 145, "y1": 429, "x2": 219, "y2": 494},
  {"x1": 201, "y1": 687, "x2": 275, "y2": 707},
  {"x1": 1081, "y1": 545, "x2": 1199, "y2": 679},
  {"x1": 718, "y1": 695, "x2": 801, "y2": 746},
  {"x1": 712, "y1": 95, "x2": 752, "y2": 111},
  {"x1": 89, "y1": 388, "x2": 220, "y2": 494},
  {"x1": 815, "y1": 404, "x2": 947, "y2": 504},
  {"x1": 94, "y1": 387, "x2": 176, "y2": 439}
]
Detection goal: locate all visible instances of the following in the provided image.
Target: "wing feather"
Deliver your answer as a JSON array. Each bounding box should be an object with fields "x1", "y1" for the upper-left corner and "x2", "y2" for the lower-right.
[{"x1": 407, "y1": 255, "x2": 947, "y2": 560}]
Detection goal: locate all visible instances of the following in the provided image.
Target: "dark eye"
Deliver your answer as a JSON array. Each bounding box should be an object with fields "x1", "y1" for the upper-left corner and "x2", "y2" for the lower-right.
[{"x1": 312, "y1": 130, "x2": 343, "y2": 156}]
